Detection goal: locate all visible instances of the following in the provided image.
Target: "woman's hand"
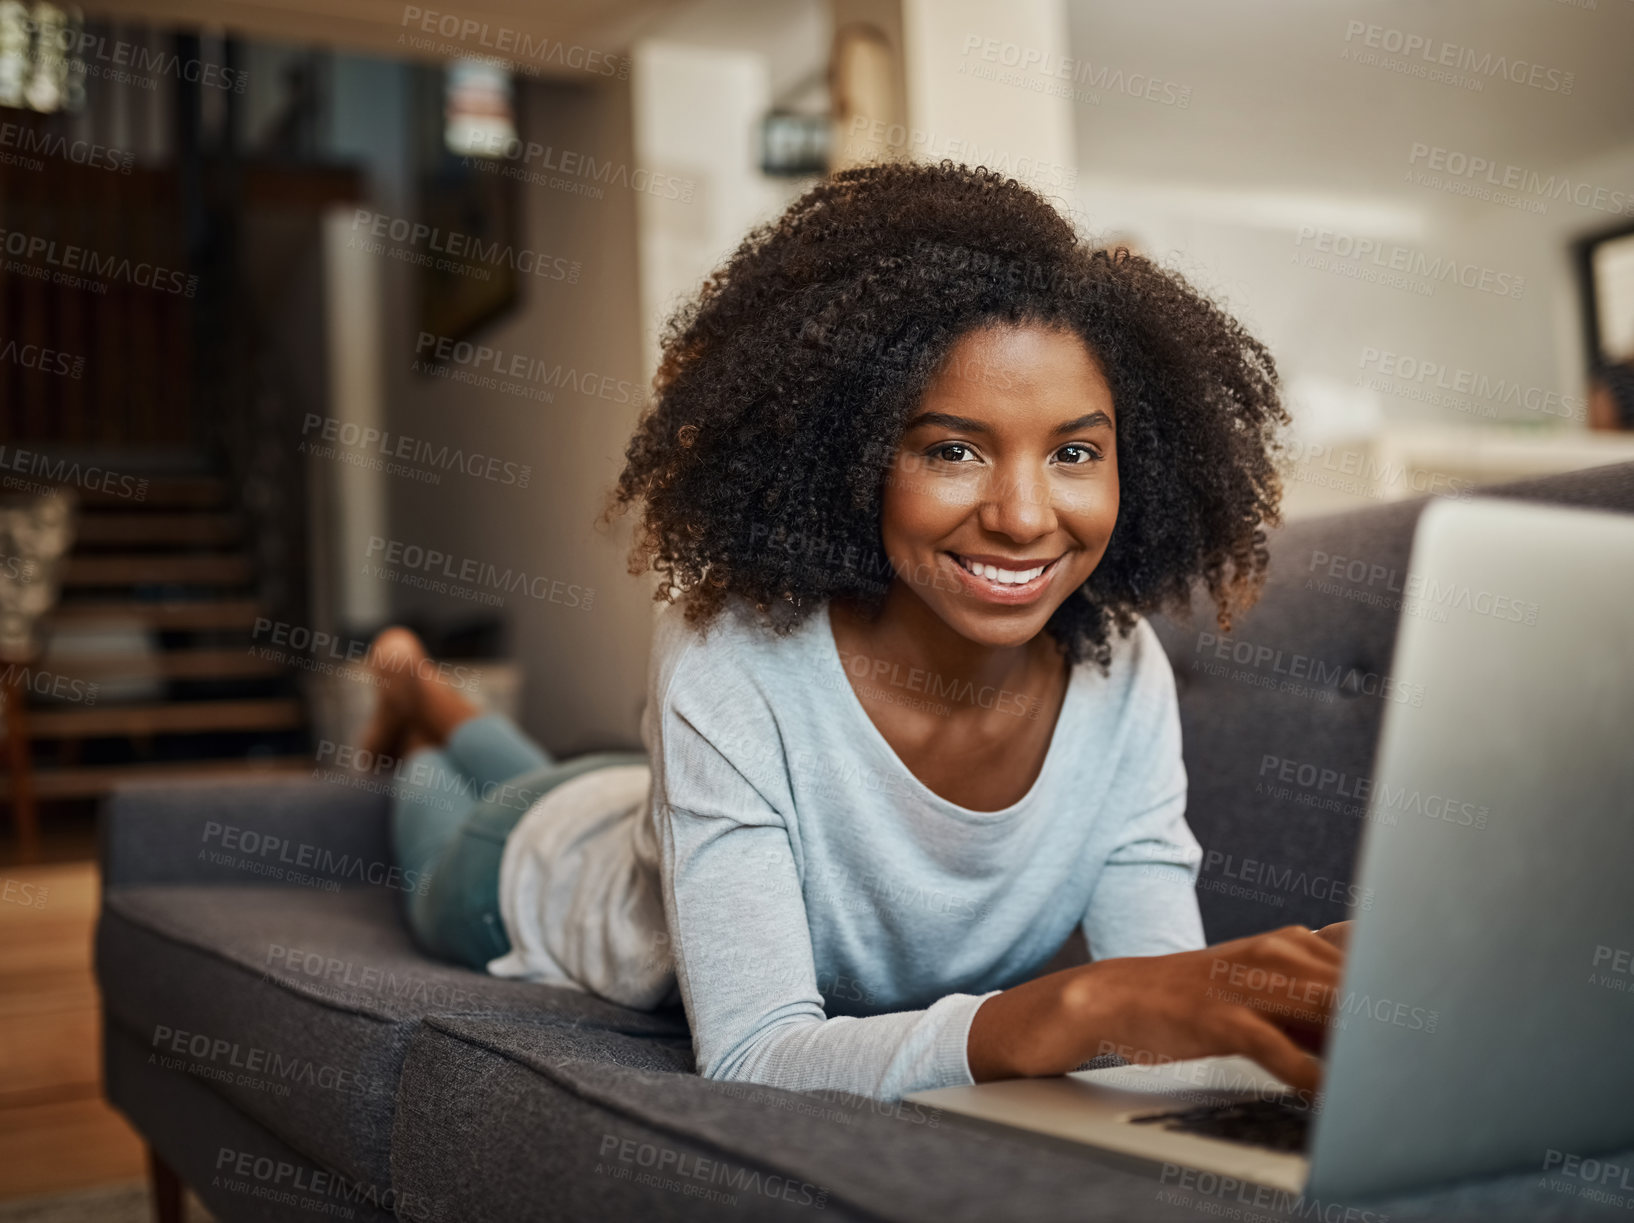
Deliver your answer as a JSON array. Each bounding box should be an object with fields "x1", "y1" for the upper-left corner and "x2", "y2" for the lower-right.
[
  {"x1": 968, "y1": 925, "x2": 1344, "y2": 1096},
  {"x1": 1313, "y1": 920, "x2": 1354, "y2": 952}
]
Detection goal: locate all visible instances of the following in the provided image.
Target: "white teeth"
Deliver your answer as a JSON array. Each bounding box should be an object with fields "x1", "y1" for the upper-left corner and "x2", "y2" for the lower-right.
[{"x1": 957, "y1": 557, "x2": 1049, "y2": 585}]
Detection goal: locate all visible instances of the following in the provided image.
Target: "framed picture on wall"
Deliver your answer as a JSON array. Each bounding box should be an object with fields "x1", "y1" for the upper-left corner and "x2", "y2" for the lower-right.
[
  {"x1": 1575, "y1": 221, "x2": 1634, "y2": 430},
  {"x1": 1576, "y1": 221, "x2": 1634, "y2": 367}
]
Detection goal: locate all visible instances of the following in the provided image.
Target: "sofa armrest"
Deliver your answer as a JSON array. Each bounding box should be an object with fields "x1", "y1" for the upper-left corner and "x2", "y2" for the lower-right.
[{"x1": 99, "y1": 776, "x2": 393, "y2": 891}]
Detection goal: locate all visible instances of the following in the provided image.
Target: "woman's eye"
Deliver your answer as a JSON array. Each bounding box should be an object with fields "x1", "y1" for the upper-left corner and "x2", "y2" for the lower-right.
[
  {"x1": 1057, "y1": 444, "x2": 1103, "y2": 465},
  {"x1": 927, "y1": 442, "x2": 975, "y2": 463}
]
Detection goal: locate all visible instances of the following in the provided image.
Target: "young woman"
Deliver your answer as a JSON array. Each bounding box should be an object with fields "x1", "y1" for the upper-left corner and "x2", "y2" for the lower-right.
[{"x1": 366, "y1": 161, "x2": 1347, "y2": 1102}]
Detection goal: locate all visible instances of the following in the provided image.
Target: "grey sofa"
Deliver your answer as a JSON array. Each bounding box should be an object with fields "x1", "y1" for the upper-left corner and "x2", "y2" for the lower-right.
[{"x1": 97, "y1": 461, "x2": 1634, "y2": 1223}]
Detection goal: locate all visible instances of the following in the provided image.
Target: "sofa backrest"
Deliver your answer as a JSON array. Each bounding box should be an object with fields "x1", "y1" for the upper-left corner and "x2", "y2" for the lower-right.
[{"x1": 1152, "y1": 460, "x2": 1634, "y2": 942}]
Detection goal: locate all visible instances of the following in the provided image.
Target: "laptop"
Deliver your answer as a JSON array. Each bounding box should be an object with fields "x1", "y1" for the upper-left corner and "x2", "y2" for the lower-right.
[{"x1": 909, "y1": 497, "x2": 1634, "y2": 1201}]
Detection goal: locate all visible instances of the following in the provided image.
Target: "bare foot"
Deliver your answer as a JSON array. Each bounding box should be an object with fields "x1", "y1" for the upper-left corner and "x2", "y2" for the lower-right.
[{"x1": 356, "y1": 627, "x2": 431, "y2": 762}]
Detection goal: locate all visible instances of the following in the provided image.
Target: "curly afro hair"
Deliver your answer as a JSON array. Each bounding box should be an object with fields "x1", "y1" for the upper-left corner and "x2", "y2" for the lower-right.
[{"x1": 605, "y1": 160, "x2": 1288, "y2": 671}]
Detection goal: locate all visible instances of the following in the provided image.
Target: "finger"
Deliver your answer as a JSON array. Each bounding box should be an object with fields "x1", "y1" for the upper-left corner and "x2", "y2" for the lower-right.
[
  {"x1": 1314, "y1": 921, "x2": 1353, "y2": 952},
  {"x1": 1283, "y1": 1021, "x2": 1328, "y2": 1056},
  {"x1": 1202, "y1": 936, "x2": 1343, "y2": 1032},
  {"x1": 1274, "y1": 925, "x2": 1345, "y2": 964},
  {"x1": 1251, "y1": 947, "x2": 1344, "y2": 993},
  {"x1": 1241, "y1": 986, "x2": 1334, "y2": 1036},
  {"x1": 1227, "y1": 933, "x2": 1341, "y2": 994},
  {"x1": 1222, "y1": 1009, "x2": 1324, "y2": 1098},
  {"x1": 1224, "y1": 951, "x2": 1343, "y2": 1019},
  {"x1": 1244, "y1": 939, "x2": 1345, "y2": 999}
]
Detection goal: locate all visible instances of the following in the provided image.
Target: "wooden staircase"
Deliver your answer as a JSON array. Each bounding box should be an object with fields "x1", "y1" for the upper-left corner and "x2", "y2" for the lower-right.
[
  {"x1": 2, "y1": 468, "x2": 309, "y2": 818},
  {"x1": 0, "y1": 111, "x2": 364, "y2": 857}
]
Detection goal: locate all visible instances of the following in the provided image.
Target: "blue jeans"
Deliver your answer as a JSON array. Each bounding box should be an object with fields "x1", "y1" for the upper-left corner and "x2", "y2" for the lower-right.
[{"x1": 392, "y1": 714, "x2": 645, "y2": 969}]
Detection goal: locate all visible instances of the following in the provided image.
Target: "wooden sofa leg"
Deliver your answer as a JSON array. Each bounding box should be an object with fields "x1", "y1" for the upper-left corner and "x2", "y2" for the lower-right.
[{"x1": 148, "y1": 1146, "x2": 185, "y2": 1223}]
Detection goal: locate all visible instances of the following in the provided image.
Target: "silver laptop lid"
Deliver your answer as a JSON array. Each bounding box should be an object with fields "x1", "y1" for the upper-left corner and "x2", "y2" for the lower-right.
[{"x1": 1306, "y1": 497, "x2": 1634, "y2": 1200}]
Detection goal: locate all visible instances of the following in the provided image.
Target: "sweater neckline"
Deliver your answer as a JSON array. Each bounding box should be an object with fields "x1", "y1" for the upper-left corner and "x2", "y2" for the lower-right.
[{"x1": 815, "y1": 600, "x2": 1082, "y2": 822}]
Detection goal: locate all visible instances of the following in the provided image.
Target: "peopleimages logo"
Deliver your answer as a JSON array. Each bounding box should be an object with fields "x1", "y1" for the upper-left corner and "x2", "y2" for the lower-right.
[
  {"x1": 213, "y1": 1146, "x2": 437, "y2": 1221},
  {"x1": 363, "y1": 536, "x2": 595, "y2": 610},
  {"x1": 1202, "y1": 850, "x2": 1372, "y2": 910},
  {"x1": 1292, "y1": 227, "x2": 1524, "y2": 299},
  {"x1": 1306, "y1": 547, "x2": 1540, "y2": 628},
  {"x1": 1257, "y1": 754, "x2": 1490, "y2": 830},
  {"x1": 1281, "y1": 440, "x2": 1472, "y2": 501},
  {"x1": 596, "y1": 1135, "x2": 829, "y2": 1210},
  {"x1": 299, "y1": 413, "x2": 531, "y2": 488},
  {"x1": 0, "y1": 444, "x2": 149, "y2": 500},
  {"x1": 350, "y1": 209, "x2": 581, "y2": 283},
  {"x1": 413, "y1": 332, "x2": 644, "y2": 405},
  {"x1": 957, "y1": 33, "x2": 1192, "y2": 109},
  {"x1": 0, "y1": 121, "x2": 133, "y2": 173},
  {"x1": 150, "y1": 1023, "x2": 373, "y2": 1097},
  {"x1": 200, "y1": 820, "x2": 431, "y2": 894},
  {"x1": 0, "y1": 226, "x2": 198, "y2": 297},
  {"x1": 0, "y1": 661, "x2": 98, "y2": 707},
  {"x1": 1, "y1": 878, "x2": 49, "y2": 910},
  {"x1": 1357, "y1": 347, "x2": 1586, "y2": 423},
  {"x1": 460, "y1": 134, "x2": 694, "y2": 202},
  {"x1": 1157, "y1": 1165, "x2": 1392, "y2": 1223},
  {"x1": 1193, "y1": 631, "x2": 1426, "y2": 707},
  {"x1": 398, "y1": 6, "x2": 629, "y2": 79},
  {"x1": 843, "y1": 116, "x2": 1077, "y2": 191},
  {"x1": 1342, "y1": 21, "x2": 1574, "y2": 93},
  {"x1": 0, "y1": 337, "x2": 85, "y2": 378},
  {"x1": 1406, "y1": 143, "x2": 1634, "y2": 218},
  {"x1": 24, "y1": 19, "x2": 249, "y2": 93}
]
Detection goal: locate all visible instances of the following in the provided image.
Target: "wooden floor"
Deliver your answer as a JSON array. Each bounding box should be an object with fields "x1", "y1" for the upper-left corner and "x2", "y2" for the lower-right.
[{"x1": 0, "y1": 855, "x2": 148, "y2": 1201}]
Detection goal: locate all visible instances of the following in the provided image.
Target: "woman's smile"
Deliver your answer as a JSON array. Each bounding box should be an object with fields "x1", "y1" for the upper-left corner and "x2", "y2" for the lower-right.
[{"x1": 943, "y1": 550, "x2": 1069, "y2": 605}]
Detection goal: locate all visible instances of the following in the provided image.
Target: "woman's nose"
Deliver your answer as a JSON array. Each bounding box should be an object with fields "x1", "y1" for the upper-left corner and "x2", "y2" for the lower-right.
[{"x1": 976, "y1": 468, "x2": 1056, "y2": 541}]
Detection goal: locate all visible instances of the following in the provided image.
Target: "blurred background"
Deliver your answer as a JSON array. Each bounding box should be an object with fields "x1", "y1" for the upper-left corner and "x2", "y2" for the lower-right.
[{"x1": 1, "y1": 0, "x2": 1632, "y2": 1210}]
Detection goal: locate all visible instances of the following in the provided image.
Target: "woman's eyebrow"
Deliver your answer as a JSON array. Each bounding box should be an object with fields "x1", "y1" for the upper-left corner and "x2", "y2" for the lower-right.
[
  {"x1": 1053, "y1": 411, "x2": 1114, "y2": 435},
  {"x1": 904, "y1": 410, "x2": 989, "y2": 433},
  {"x1": 904, "y1": 409, "x2": 1115, "y2": 434}
]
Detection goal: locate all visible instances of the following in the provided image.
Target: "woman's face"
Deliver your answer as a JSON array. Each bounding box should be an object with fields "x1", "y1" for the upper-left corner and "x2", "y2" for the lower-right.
[{"x1": 880, "y1": 323, "x2": 1119, "y2": 650}]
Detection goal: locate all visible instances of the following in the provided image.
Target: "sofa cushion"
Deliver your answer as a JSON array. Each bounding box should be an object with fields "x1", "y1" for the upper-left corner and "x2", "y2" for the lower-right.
[
  {"x1": 1154, "y1": 461, "x2": 1634, "y2": 941},
  {"x1": 95, "y1": 885, "x2": 687, "y2": 1190},
  {"x1": 1152, "y1": 500, "x2": 1421, "y2": 940}
]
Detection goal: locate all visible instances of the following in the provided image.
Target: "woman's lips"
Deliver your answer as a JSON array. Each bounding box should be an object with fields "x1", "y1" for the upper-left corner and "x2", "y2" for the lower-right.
[{"x1": 943, "y1": 552, "x2": 1063, "y2": 605}]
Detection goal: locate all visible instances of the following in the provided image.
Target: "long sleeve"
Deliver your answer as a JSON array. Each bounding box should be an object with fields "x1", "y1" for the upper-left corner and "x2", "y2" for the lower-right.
[
  {"x1": 659, "y1": 796, "x2": 993, "y2": 1099},
  {"x1": 1081, "y1": 628, "x2": 1206, "y2": 959}
]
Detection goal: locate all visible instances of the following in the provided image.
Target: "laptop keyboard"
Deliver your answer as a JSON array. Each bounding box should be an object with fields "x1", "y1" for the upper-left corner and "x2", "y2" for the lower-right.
[{"x1": 1128, "y1": 1097, "x2": 1313, "y2": 1154}]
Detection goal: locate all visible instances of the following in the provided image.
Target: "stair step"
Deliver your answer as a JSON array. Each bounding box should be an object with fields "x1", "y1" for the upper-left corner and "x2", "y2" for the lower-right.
[
  {"x1": 62, "y1": 554, "x2": 253, "y2": 587},
  {"x1": 0, "y1": 756, "x2": 311, "y2": 801},
  {"x1": 34, "y1": 647, "x2": 285, "y2": 682},
  {"x1": 75, "y1": 513, "x2": 240, "y2": 547},
  {"x1": 26, "y1": 698, "x2": 303, "y2": 739},
  {"x1": 49, "y1": 599, "x2": 264, "y2": 631}
]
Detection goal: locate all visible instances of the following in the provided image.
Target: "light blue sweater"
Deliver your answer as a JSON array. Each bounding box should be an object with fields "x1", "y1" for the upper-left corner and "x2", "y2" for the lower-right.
[{"x1": 493, "y1": 595, "x2": 1205, "y2": 1100}]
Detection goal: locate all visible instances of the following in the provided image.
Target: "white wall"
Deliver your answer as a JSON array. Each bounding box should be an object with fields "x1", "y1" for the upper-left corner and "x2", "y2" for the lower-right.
[
  {"x1": 900, "y1": 0, "x2": 1074, "y2": 197},
  {"x1": 630, "y1": 42, "x2": 790, "y2": 387},
  {"x1": 630, "y1": 0, "x2": 830, "y2": 383},
  {"x1": 384, "y1": 77, "x2": 651, "y2": 754},
  {"x1": 1070, "y1": 141, "x2": 1634, "y2": 451},
  {"x1": 322, "y1": 5, "x2": 832, "y2": 753}
]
